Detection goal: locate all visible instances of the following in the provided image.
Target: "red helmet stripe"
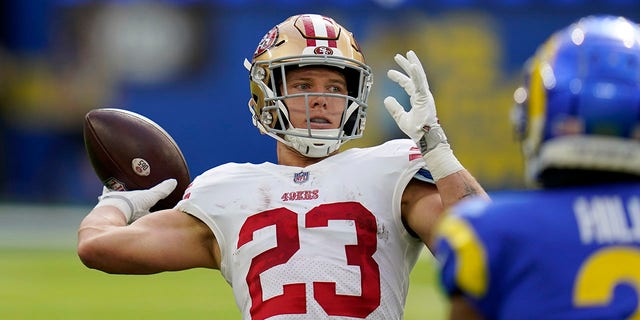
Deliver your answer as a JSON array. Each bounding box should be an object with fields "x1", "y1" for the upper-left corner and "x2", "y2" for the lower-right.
[
  {"x1": 302, "y1": 15, "x2": 317, "y2": 46},
  {"x1": 322, "y1": 16, "x2": 338, "y2": 47},
  {"x1": 301, "y1": 14, "x2": 338, "y2": 48}
]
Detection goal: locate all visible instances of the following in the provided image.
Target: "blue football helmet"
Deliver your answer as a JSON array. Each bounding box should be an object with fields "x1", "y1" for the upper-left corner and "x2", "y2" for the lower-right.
[{"x1": 512, "y1": 15, "x2": 640, "y2": 186}]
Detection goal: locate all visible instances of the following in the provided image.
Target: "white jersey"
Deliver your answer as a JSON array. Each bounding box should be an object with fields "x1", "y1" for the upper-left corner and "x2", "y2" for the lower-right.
[{"x1": 176, "y1": 139, "x2": 430, "y2": 319}]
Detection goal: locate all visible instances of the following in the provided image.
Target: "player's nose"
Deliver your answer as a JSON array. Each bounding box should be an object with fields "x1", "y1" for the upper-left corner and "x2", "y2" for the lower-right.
[{"x1": 309, "y1": 94, "x2": 328, "y2": 109}]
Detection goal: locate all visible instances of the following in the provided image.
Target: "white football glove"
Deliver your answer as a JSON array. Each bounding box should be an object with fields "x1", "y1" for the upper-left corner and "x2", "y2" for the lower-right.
[
  {"x1": 384, "y1": 50, "x2": 443, "y2": 152},
  {"x1": 384, "y1": 50, "x2": 463, "y2": 181},
  {"x1": 94, "y1": 178, "x2": 177, "y2": 224}
]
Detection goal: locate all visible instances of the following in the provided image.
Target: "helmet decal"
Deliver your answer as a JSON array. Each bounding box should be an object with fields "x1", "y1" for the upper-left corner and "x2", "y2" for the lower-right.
[
  {"x1": 313, "y1": 46, "x2": 334, "y2": 55},
  {"x1": 297, "y1": 14, "x2": 339, "y2": 48},
  {"x1": 253, "y1": 26, "x2": 278, "y2": 59}
]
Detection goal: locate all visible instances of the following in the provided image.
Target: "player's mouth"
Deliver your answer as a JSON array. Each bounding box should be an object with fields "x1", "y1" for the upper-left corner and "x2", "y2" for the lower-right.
[{"x1": 309, "y1": 117, "x2": 332, "y2": 129}]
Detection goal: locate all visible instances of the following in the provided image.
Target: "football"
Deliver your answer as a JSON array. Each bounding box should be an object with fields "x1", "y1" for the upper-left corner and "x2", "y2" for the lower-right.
[{"x1": 83, "y1": 108, "x2": 190, "y2": 210}]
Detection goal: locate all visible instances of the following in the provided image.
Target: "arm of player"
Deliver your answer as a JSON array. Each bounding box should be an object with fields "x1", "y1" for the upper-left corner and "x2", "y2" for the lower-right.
[
  {"x1": 449, "y1": 295, "x2": 485, "y2": 320},
  {"x1": 77, "y1": 179, "x2": 220, "y2": 274},
  {"x1": 385, "y1": 50, "x2": 489, "y2": 207}
]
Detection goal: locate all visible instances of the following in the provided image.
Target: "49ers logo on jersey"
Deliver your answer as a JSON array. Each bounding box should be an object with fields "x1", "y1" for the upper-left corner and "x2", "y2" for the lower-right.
[{"x1": 281, "y1": 189, "x2": 319, "y2": 202}]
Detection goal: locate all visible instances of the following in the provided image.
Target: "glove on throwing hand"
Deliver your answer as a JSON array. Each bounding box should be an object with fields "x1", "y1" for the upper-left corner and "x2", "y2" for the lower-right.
[{"x1": 94, "y1": 178, "x2": 177, "y2": 223}]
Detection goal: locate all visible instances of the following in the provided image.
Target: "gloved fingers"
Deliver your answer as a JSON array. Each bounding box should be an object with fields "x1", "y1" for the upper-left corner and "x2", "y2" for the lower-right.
[
  {"x1": 403, "y1": 52, "x2": 430, "y2": 96},
  {"x1": 150, "y1": 178, "x2": 178, "y2": 199},
  {"x1": 387, "y1": 69, "x2": 415, "y2": 93},
  {"x1": 393, "y1": 52, "x2": 413, "y2": 75},
  {"x1": 391, "y1": 51, "x2": 431, "y2": 97},
  {"x1": 383, "y1": 96, "x2": 406, "y2": 121},
  {"x1": 406, "y1": 51, "x2": 426, "y2": 77}
]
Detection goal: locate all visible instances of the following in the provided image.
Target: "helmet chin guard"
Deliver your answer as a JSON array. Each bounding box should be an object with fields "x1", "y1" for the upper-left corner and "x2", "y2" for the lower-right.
[
  {"x1": 246, "y1": 14, "x2": 373, "y2": 158},
  {"x1": 284, "y1": 128, "x2": 343, "y2": 157}
]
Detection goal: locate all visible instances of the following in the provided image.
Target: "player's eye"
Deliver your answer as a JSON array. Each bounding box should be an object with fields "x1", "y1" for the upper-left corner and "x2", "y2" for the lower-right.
[
  {"x1": 328, "y1": 85, "x2": 345, "y2": 93},
  {"x1": 288, "y1": 82, "x2": 311, "y2": 92}
]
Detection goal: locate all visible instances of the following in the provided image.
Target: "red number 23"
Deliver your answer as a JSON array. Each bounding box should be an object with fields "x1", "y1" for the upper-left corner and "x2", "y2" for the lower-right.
[{"x1": 237, "y1": 202, "x2": 380, "y2": 319}]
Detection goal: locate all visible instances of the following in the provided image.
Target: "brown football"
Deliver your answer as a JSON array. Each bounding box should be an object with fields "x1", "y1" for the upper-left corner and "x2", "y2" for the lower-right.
[{"x1": 83, "y1": 108, "x2": 190, "y2": 210}]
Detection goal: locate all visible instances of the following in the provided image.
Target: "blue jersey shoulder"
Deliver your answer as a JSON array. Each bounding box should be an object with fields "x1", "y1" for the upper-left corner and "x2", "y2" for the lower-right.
[{"x1": 435, "y1": 183, "x2": 640, "y2": 319}]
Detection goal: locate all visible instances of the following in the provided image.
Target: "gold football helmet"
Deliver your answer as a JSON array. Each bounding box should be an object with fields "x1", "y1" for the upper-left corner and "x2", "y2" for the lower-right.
[{"x1": 246, "y1": 14, "x2": 373, "y2": 157}]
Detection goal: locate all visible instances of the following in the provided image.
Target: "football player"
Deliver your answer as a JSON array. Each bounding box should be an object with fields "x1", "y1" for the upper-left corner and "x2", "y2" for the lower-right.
[
  {"x1": 433, "y1": 15, "x2": 640, "y2": 319},
  {"x1": 78, "y1": 14, "x2": 487, "y2": 319}
]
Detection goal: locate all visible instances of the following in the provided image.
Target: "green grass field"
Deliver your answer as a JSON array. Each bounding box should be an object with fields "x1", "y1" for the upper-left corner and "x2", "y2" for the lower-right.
[{"x1": 0, "y1": 248, "x2": 448, "y2": 319}]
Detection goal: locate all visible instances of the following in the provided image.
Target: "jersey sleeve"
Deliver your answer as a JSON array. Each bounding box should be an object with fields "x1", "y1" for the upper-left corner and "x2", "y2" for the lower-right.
[
  {"x1": 384, "y1": 139, "x2": 435, "y2": 184},
  {"x1": 435, "y1": 214, "x2": 488, "y2": 297}
]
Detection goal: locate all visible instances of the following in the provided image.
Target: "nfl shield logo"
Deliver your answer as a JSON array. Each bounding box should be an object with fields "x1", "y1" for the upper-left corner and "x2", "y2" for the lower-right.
[{"x1": 293, "y1": 171, "x2": 309, "y2": 184}]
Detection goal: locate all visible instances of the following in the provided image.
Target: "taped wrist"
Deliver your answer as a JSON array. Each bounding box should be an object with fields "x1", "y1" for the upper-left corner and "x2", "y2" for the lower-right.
[
  {"x1": 422, "y1": 140, "x2": 465, "y2": 182},
  {"x1": 94, "y1": 195, "x2": 134, "y2": 223},
  {"x1": 418, "y1": 125, "x2": 448, "y2": 156}
]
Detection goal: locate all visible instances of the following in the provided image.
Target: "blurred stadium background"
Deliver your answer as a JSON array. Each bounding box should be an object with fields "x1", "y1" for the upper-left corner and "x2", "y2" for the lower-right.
[{"x1": 1, "y1": 0, "x2": 638, "y2": 319}]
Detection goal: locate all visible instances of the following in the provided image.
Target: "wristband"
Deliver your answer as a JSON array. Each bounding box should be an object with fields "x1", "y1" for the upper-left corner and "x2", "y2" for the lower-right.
[
  {"x1": 418, "y1": 124, "x2": 448, "y2": 156},
  {"x1": 423, "y1": 143, "x2": 464, "y2": 181},
  {"x1": 94, "y1": 195, "x2": 134, "y2": 223}
]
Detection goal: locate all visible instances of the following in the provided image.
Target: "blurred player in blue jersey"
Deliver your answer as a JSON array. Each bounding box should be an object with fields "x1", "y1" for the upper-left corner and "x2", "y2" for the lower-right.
[{"x1": 432, "y1": 15, "x2": 640, "y2": 319}]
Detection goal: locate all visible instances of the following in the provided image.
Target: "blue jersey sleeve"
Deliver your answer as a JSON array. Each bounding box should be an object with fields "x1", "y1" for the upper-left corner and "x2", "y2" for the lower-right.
[{"x1": 434, "y1": 199, "x2": 491, "y2": 300}]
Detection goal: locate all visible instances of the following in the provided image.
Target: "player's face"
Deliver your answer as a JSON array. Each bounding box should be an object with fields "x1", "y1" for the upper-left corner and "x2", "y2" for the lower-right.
[{"x1": 283, "y1": 67, "x2": 348, "y2": 130}]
